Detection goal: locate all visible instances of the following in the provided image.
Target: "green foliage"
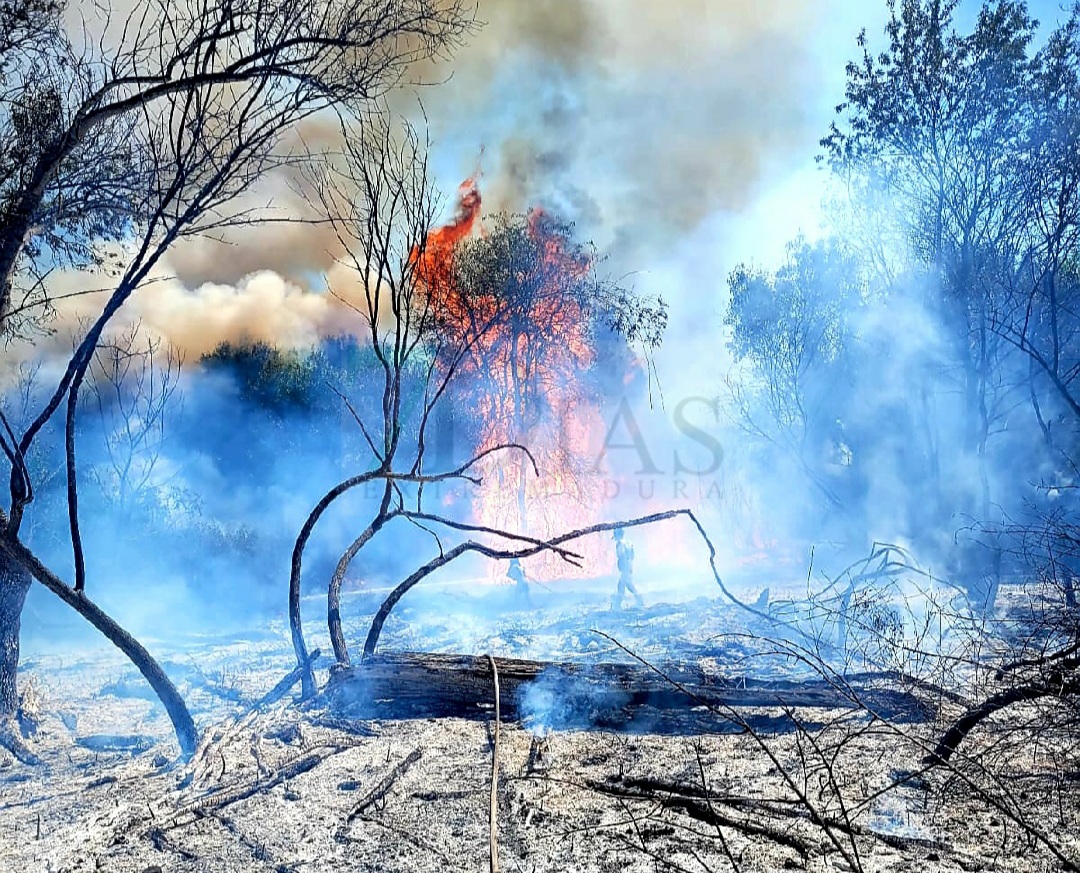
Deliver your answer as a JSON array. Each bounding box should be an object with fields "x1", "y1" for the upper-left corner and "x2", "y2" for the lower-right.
[
  {"x1": 727, "y1": 238, "x2": 861, "y2": 376},
  {"x1": 200, "y1": 339, "x2": 379, "y2": 415},
  {"x1": 726, "y1": 238, "x2": 863, "y2": 435},
  {"x1": 452, "y1": 211, "x2": 668, "y2": 355},
  {"x1": 202, "y1": 342, "x2": 322, "y2": 412}
]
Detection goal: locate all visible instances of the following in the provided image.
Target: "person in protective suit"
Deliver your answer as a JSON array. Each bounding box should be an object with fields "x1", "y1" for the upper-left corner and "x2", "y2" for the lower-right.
[
  {"x1": 612, "y1": 527, "x2": 643, "y2": 609},
  {"x1": 507, "y1": 557, "x2": 531, "y2": 608}
]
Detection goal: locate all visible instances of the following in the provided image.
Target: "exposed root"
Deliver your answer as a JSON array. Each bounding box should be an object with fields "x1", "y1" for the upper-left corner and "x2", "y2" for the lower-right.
[{"x1": 0, "y1": 716, "x2": 41, "y2": 766}]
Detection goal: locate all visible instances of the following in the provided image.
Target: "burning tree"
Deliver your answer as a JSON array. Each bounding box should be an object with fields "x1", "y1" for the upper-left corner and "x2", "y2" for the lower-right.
[
  {"x1": 287, "y1": 115, "x2": 738, "y2": 698},
  {"x1": 0, "y1": 0, "x2": 473, "y2": 762},
  {"x1": 419, "y1": 204, "x2": 668, "y2": 573}
]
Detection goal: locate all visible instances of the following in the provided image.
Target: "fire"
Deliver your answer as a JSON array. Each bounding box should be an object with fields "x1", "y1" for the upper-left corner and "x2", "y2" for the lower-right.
[
  {"x1": 411, "y1": 176, "x2": 482, "y2": 307},
  {"x1": 413, "y1": 182, "x2": 611, "y2": 579}
]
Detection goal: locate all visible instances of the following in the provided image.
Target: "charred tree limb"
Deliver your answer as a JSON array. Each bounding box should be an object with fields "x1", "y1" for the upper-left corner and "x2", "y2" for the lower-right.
[
  {"x1": 925, "y1": 676, "x2": 1080, "y2": 766},
  {"x1": 0, "y1": 544, "x2": 38, "y2": 764},
  {"x1": 581, "y1": 776, "x2": 813, "y2": 858},
  {"x1": 832, "y1": 670, "x2": 973, "y2": 709},
  {"x1": 328, "y1": 506, "x2": 588, "y2": 668},
  {"x1": 166, "y1": 744, "x2": 352, "y2": 828},
  {"x1": 291, "y1": 444, "x2": 543, "y2": 695},
  {"x1": 585, "y1": 774, "x2": 949, "y2": 855},
  {"x1": 0, "y1": 414, "x2": 32, "y2": 534},
  {"x1": 994, "y1": 639, "x2": 1080, "y2": 680},
  {"x1": 253, "y1": 648, "x2": 321, "y2": 712},
  {"x1": 0, "y1": 535, "x2": 197, "y2": 758},
  {"x1": 328, "y1": 496, "x2": 394, "y2": 668},
  {"x1": 400, "y1": 511, "x2": 584, "y2": 563},
  {"x1": 320, "y1": 651, "x2": 928, "y2": 729},
  {"x1": 344, "y1": 747, "x2": 423, "y2": 823},
  {"x1": 289, "y1": 468, "x2": 388, "y2": 698},
  {"x1": 362, "y1": 509, "x2": 805, "y2": 660},
  {"x1": 65, "y1": 381, "x2": 86, "y2": 593},
  {"x1": 596, "y1": 631, "x2": 871, "y2": 872}
]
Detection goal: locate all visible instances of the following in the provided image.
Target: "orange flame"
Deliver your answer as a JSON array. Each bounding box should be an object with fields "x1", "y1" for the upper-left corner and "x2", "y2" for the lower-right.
[{"x1": 414, "y1": 182, "x2": 610, "y2": 580}]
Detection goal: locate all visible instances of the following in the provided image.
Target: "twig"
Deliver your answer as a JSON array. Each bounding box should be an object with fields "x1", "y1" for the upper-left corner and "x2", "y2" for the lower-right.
[
  {"x1": 593, "y1": 630, "x2": 864, "y2": 871},
  {"x1": 487, "y1": 653, "x2": 501, "y2": 873},
  {"x1": 346, "y1": 748, "x2": 423, "y2": 823},
  {"x1": 694, "y1": 745, "x2": 742, "y2": 872},
  {"x1": 164, "y1": 744, "x2": 349, "y2": 828}
]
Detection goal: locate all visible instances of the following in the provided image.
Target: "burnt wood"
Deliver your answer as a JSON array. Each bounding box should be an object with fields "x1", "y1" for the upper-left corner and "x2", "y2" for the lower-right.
[{"x1": 319, "y1": 652, "x2": 930, "y2": 732}]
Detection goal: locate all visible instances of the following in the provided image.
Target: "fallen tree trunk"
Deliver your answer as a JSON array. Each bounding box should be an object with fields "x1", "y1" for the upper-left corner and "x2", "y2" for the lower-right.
[{"x1": 318, "y1": 652, "x2": 930, "y2": 731}]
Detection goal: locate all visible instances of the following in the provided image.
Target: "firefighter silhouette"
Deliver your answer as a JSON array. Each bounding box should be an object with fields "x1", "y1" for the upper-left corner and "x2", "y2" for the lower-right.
[
  {"x1": 507, "y1": 557, "x2": 531, "y2": 608},
  {"x1": 612, "y1": 527, "x2": 643, "y2": 609}
]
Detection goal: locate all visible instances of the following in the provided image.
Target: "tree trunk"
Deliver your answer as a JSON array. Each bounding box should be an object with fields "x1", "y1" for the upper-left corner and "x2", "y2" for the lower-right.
[
  {"x1": 0, "y1": 535, "x2": 198, "y2": 759},
  {"x1": 0, "y1": 547, "x2": 40, "y2": 763}
]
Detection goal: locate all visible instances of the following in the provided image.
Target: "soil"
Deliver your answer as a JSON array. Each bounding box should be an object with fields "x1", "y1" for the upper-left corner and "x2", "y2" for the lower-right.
[{"x1": 2, "y1": 582, "x2": 1077, "y2": 872}]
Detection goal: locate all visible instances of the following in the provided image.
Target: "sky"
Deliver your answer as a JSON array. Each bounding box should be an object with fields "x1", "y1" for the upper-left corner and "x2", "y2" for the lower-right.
[{"x1": 406, "y1": 0, "x2": 892, "y2": 405}]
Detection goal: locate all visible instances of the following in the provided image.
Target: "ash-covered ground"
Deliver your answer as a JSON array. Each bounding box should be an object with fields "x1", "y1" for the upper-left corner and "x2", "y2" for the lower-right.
[{"x1": 2, "y1": 578, "x2": 1077, "y2": 872}]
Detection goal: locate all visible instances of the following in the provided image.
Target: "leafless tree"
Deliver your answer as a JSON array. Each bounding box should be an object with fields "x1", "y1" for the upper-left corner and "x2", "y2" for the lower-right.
[
  {"x1": 86, "y1": 323, "x2": 182, "y2": 521},
  {"x1": 0, "y1": 0, "x2": 474, "y2": 762}
]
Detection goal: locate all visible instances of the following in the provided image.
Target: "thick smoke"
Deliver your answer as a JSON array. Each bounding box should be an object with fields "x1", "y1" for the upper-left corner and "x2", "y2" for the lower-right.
[
  {"x1": 414, "y1": 0, "x2": 859, "y2": 257},
  {"x1": 9, "y1": 0, "x2": 937, "y2": 660},
  {"x1": 16, "y1": 2, "x2": 873, "y2": 363}
]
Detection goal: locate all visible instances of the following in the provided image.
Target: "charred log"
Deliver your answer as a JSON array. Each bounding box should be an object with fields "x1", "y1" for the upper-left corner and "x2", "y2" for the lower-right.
[{"x1": 319, "y1": 651, "x2": 930, "y2": 730}]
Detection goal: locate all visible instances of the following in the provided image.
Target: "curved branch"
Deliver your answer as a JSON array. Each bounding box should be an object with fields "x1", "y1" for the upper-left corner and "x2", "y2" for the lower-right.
[
  {"x1": 362, "y1": 509, "x2": 777, "y2": 658},
  {"x1": 400, "y1": 511, "x2": 583, "y2": 563},
  {"x1": 327, "y1": 496, "x2": 397, "y2": 668},
  {"x1": 0, "y1": 536, "x2": 197, "y2": 758},
  {"x1": 289, "y1": 468, "x2": 387, "y2": 697},
  {"x1": 416, "y1": 442, "x2": 540, "y2": 485},
  {"x1": 925, "y1": 677, "x2": 1080, "y2": 766},
  {"x1": 65, "y1": 382, "x2": 86, "y2": 592},
  {"x1": 994, "y1": 640, "x2": 1080, "y2": 680},
  {"x1": 363, "y1": 541, "x2": 490, "y2": 657}
]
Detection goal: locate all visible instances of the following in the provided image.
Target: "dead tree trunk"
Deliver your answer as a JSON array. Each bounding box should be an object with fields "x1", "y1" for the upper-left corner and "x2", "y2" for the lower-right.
[
  {"x1": 0, "y1": 548, "x2": 38, "y2": 764},
  {"x1": 320, "y1": 651, "x2": 929, "y2": 729}
]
